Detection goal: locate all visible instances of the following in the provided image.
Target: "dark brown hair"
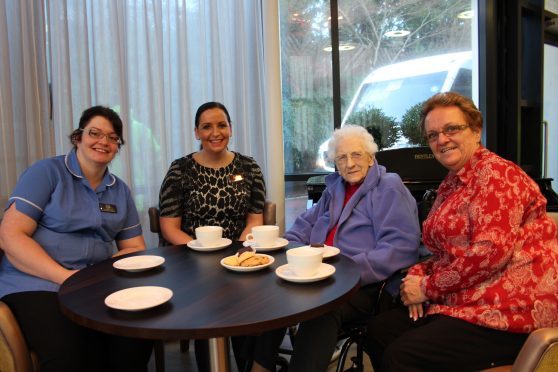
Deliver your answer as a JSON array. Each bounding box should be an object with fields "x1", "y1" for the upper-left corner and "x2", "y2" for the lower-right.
[
  {"x1": 194, "y1": 102, "x2": 232, "y2": 128},
  {"x1": 69, "y1": 106, "x2": 125, "y2": 148}
]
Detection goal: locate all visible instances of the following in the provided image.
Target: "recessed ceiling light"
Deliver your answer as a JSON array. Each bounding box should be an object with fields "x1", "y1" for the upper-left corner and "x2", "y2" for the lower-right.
[
  {"x1": 384, "y1": 30, "x2": 410, "y2": 38},
  {"x1": 339, "y1": 44, "x2": 354, "y2": 51},
  {"x1": 458, "y1": 10, "x2": 473, "y2": 19},
  {"x1": 323, "y1": 44, "x2": 355, "y2": 52}
]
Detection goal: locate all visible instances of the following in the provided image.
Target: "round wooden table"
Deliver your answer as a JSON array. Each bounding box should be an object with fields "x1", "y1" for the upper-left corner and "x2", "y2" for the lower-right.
[{"x1": 58, "y1": 242, "x2": 360, "y2": 371}]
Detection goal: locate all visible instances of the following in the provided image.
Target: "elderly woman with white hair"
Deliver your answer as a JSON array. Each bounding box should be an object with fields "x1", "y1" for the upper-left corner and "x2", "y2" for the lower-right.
[{"x1": 270, "y1": 124, "x2": 421, "y2": 372}]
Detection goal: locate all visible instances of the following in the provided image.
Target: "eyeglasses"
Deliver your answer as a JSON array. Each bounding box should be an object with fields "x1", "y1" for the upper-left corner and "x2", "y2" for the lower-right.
[
  {"x1": 81, "y1": 128, "x2": 121, "y2": 144},
  {"x1": 425, "y1": 124, "x2": 469, "y2": 143},
  {"x1": 334, "y1": 151, "x2": 366, "y2": 165}
]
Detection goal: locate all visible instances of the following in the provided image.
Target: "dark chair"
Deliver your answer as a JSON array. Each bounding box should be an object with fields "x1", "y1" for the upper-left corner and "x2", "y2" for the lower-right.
[
  {"x1": 331, "y1": 280, "x2": 401, "y2": 372},
  {"x1": 148, "y1": 207, "x2": 165, "y2": 246},
  {"x1": 334, "y1": 323, "x2": 367, "y2": 372}
]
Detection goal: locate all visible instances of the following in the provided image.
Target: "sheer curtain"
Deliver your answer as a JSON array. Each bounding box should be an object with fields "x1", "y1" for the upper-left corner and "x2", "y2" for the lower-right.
[
  {"x1": 0, "y1": 0, "x2": 284, "y2": 244},
  {"x1": 44, "y1": 0, "x2": 284, "y2": 247},
  {"x1": 0, "y1": 0, "x2": 52, "y2": 214}
]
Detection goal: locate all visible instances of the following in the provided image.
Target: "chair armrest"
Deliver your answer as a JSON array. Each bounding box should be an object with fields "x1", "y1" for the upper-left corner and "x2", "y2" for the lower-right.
[
  {"x1": 511, "y1": 327, "x2": 558, "y2": 372},
  {"x1": 148, "y1": 207, "x2": 161, "y2": 234},
  {"x1": 0, "y1": 301, "x2": 35, "y2": 372},
  {"x1": 263, "y1": 201, "x2": 276, "y2": 226}
]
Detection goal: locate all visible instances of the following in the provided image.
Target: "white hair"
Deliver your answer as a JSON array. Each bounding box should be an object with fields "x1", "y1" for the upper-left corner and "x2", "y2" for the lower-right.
[{"x1": 327, "y1": 125, "x2": 378, "y2": 162}]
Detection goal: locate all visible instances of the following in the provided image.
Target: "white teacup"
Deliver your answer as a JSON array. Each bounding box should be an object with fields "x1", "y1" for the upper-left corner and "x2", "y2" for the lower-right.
[
  {"x1": 195, "y1": 226, "x2": 223, "y2": 247},
  {"x1": 286, "y1": 247, "x2": 323, "y2": 277},
  {"x1": 245, "y1": 225, "x2": 279, "y2": 247}
]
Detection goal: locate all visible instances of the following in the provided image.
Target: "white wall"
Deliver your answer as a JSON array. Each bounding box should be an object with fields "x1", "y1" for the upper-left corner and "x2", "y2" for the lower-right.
[{"x1": 544, "y1": 44, "x2": 558, "y2": 192}]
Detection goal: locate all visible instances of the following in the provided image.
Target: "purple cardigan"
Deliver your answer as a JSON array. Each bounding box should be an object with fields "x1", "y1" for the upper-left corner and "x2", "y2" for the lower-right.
[{"x1": 285, "y1": 161, "x2": 420, "y2": 295}]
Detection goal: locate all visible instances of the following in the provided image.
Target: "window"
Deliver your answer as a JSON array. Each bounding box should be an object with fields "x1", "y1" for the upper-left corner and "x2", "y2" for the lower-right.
[{"x1": 279, "y1": 0, "x2": 477, "y2": 227}]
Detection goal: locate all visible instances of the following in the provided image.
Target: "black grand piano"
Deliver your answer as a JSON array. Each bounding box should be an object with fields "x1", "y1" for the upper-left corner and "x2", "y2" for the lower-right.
[{"x1": 307, "y1": 147, "x2": 558, "y2": 213}]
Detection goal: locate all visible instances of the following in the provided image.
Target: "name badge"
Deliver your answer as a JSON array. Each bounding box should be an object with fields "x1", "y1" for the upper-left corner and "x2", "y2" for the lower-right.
[
  {"x1": 99, "y1": 203, "x2": 117, "y2": 213},
  {"x1": 229, "y1": 174, "x2": 244, "y2": 182}
]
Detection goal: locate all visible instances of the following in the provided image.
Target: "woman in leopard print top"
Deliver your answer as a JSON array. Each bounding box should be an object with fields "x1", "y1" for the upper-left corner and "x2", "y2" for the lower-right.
[
  {"x1": 158, "y1": 101, "x2": 266, "y2": 243},
  {"x1": 158, "y1": 101, "x2": 266, "y2": 372}
]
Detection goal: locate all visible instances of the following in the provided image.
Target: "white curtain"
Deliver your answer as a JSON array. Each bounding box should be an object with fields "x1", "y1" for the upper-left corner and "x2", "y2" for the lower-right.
[
  {"x1": 0, "y1": 0, "x2": 52, "y2": 214},
  {"x1": 44, "y1": 0, "x2": 283, "y2": 247}
]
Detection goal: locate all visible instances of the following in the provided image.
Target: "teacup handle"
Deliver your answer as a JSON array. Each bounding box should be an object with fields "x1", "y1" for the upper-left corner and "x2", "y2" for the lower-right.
[{"x1": 245, "y1": 233, "x2": 255, "y2": 242}]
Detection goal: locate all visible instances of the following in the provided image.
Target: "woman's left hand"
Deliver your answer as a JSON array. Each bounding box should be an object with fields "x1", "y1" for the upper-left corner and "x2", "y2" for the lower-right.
[
  {"x1": 407, "y1": 303, "x2": 424, "y2": 321},
  {"x1": 400, "y1": 275, "x2": 428, "y2": 305},
  {"x1": 239, "y1": 213, "x2": 264, "y2": 241}
]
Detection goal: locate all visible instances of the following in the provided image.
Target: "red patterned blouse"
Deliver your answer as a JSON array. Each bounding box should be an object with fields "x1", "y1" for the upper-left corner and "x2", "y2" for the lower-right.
[{"x1": 409, "y1": 147, "x2": 558, "y2": 333}]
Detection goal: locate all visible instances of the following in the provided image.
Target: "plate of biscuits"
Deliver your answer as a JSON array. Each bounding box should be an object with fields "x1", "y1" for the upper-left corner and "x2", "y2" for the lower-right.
[{"x1": 220, "y1": 247, "x2": 275, "y2": 272}]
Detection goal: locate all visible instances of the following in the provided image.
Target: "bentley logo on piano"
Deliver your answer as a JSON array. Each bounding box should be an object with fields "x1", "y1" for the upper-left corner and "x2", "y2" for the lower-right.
[{"x1": 414, "y1": 153, "x2": 435, "y2": 160}]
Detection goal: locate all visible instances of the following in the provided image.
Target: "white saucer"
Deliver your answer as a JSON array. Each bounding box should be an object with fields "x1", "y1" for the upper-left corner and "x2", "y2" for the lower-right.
[
  {"x1": 306, "y1": 245, "x2": 340, "y2": 259},
  {"x1": 187, "y1": 238, "x2": 232, "y2": 251},
  {"x1": 322, "y1": 245, "x2": 340, "y2": 258},
  {"x1": 104, "y1": 286, "x2": 173, "y2": 311},
  {"x1": 220, "y1": 254, "x2": 275, "y2": 272},
  {"x1": 113, "y1": 255, "x2": 165, "y2": 272},
  {"x1": 251, "y1": 238, "x2": 289, "y2": 252},
  {"x1": 275, "y1": 263, "x2": 336, "y2": 283}
]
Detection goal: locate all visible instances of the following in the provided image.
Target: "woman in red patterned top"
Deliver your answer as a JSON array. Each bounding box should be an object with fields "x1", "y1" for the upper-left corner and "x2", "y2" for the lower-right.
[{"x1": 365, "y1": 92, "x2": 558, "y2": 371}]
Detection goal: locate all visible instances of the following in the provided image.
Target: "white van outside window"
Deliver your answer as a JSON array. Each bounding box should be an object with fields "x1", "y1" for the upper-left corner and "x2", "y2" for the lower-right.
[{"x1": 317, "y1": 51, "x2": 472, "y2": 171}]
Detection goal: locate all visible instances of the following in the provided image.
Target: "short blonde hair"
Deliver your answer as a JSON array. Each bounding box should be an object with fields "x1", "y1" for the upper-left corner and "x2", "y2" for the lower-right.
[{"x1": 327, "y1": 125, "x2": 378, "y2": 162}]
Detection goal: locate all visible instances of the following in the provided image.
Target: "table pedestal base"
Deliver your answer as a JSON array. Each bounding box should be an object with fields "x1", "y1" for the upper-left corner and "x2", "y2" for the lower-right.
[{"x1": 209, "y1": 337, "x2": 230, "y2": 372}]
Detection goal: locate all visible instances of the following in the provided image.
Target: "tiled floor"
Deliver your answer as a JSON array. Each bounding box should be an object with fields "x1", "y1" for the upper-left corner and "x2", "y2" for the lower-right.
[{"x1": 147, "y1": 338, "x2": 374, "y2": 371}]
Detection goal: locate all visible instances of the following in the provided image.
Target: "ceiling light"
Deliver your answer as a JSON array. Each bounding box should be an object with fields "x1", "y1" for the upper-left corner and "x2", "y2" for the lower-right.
[
  {"x1": 339, "y1": 44, "x2": 354, "y2": 51},
  {"x1": 384, "y1": 30, "x2": 410, "y2": 38},
  {"x1": 457, "y1": 10, "x2": 473, "y2": 19},
  {"x1": 323, "y1": 44, "x2": 355, "y2": 52}
]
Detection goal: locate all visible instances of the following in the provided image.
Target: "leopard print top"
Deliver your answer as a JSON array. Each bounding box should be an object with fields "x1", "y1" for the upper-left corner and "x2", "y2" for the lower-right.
[{"x1": 159, "y1": 152, "x2": 266, "y2": 240}]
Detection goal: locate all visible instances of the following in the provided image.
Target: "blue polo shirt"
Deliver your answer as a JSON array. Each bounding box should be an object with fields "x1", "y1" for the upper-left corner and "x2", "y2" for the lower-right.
[{"x1": 0, "y1": 149, "x2": 142, "y2": 297}]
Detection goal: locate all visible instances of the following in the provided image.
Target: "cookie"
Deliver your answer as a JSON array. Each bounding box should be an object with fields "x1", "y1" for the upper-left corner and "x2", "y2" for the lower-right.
[
  {"x1": 223, "y1": 255, "x2": 239, "y2": 266},
  {"x1": 240, "y1": 255, "x2": 270, "y2": 267},
  {"x1": 237, "y1": 251, "x2": 256, "y2": 264}
]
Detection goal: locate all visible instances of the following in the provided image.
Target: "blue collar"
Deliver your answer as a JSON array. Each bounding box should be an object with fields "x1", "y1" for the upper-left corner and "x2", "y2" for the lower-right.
[{"x1": 64, "y1": 148, "x2": 116, "y2": 189}]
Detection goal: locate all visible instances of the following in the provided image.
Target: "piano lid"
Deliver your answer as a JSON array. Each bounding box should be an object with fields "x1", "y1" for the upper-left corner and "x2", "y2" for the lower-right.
[
  {"x1": 375, "y1": 146, "x2": 447, "y2": 182},
  {"x1": 308, "y1": 147, "x2": 558, "y2": 212}
]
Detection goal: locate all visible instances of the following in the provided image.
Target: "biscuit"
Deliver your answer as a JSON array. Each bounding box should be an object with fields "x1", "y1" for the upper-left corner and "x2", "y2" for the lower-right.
[
  {"x1": 224, "y1": 250, "x2": 269, "y2": 267},
  {"x1": 237, "y1": 251, "x2": 256, "y2": 264},
  {"x1": 240, "y1": 255, "x2": 270, "y2": 267},
  {"x1": 223, "y1": 255, "x2": 239, "y2": 266}
]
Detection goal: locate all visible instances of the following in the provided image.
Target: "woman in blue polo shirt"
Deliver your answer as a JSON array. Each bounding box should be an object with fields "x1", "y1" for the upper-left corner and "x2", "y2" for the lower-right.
[{"x1": 0, "y1": 106, "x2": 152, "y2": 372}]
